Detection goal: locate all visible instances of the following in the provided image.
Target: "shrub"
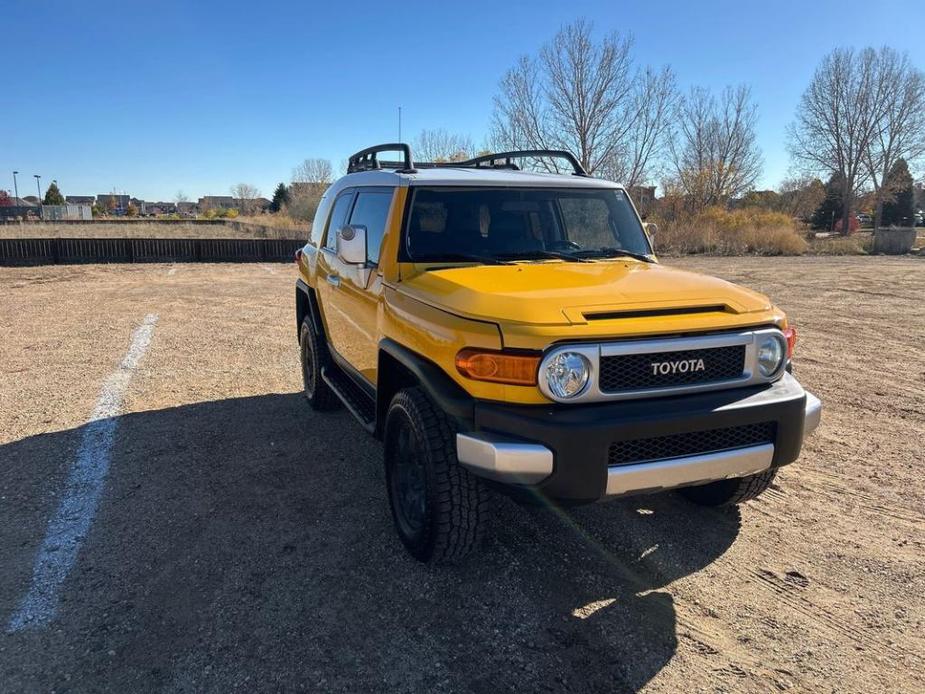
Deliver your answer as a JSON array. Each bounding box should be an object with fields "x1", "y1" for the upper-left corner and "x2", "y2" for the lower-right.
[
  {"x1": 653, "y1": 206, "x2": 808, "y2": 256},
  {"x1": 809, "y1": 235, "x2": 871, "y2": 255},
  {"x1": 220, "y1": 207, "x2": 240, "y2": 219}
]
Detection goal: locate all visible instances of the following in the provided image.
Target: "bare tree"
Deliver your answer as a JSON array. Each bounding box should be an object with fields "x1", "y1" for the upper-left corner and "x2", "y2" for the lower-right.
[
  {"x1": 862, "y1": 49, "x2": 925, "y2": 229},
  {"x1": 598, "y1": 66, "x2": 677, "y2": 188},
  {"x1": 490, "y1": 19, "x2": 675, "y2": 187},
  {"x1": 668, "y1": 85, "x2": 763, "y2": 209},
  {"x1": 292, "y1": 158, "x2": 333, "y2": 185},
  {"x1": 777, "y1": 176, "x2": 827, "y2": 220},
  {"x1": 414, "y1": 129, "x2": 474, "y2": 162},
  {"x1": 289, "y1": 158, "x2": 334, "y2": 222},
  {"x1": 788, "y1": 47, "x2": 891, "y2": 235},
  {"x1": 174, "y1": 190, "x2": 188, "y2": 204},
  {"x1": 231, "y1": 183, "x2": 260, "y2": 214}
]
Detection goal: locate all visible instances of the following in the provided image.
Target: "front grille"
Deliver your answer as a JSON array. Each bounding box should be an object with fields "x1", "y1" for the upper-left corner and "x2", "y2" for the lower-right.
[
  {"x1": 608, "y1": 422, "x2": 776, "y2": 467},
  {"x1": 599, "y1": 345, "x2": 745, "y2": 393}
]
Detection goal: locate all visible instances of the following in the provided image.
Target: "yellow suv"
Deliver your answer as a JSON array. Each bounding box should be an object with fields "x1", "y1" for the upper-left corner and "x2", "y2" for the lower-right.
[{"x1": 295, "y1": 144, "x2": 821, "y2": 563}]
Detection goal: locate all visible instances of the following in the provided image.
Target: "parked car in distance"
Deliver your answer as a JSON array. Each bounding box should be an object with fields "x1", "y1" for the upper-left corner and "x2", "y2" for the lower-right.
[
  {"x1": 295, "y1": 143, "x2": 822, "y2": 563},
  {"x1": 855, "y1": 212, "x2": 872, "y2": 226}
]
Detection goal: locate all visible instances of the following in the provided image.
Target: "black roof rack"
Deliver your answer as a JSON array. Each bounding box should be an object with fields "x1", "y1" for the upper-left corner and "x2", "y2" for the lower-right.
[
  {"x1": 345, "y1": 144, "x2": 588, "y2": 177},
  {"x1": 453, "y1": 150, "x2": 588, "y2": 176},
  {"x1": 347, "y1": 143, "x2": 417, "y2": 174}
]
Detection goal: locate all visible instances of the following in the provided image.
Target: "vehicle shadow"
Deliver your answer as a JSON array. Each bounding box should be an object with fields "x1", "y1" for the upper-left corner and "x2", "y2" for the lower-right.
[{"x1": 0, "y1": 392, "x2": 740, "y2": 693}]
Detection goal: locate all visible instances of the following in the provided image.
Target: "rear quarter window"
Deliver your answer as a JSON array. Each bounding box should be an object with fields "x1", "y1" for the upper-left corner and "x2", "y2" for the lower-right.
[{"x1": 349, "y1": 191, "x2": 393, "y2": 264}]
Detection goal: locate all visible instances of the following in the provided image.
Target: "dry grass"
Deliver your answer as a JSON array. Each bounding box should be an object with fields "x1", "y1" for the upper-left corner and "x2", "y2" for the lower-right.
[
  {"x1": 235, "y1": 214, "x2": 306, "y2": 230},
  {"x1": 654, "y1": 207, "x2": 809, "y2": 256},
  {"x1": 808, "y1": 234, "x2": 873, "y2": 255}
]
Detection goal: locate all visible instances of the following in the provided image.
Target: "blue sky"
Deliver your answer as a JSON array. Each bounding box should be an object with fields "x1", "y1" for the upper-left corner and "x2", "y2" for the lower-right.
[{"x1": 3, "y1": 0, "x2": 924, "y2": 201}]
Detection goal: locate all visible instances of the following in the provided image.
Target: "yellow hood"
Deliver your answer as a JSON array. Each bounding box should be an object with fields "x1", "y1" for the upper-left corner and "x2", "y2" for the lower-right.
[{"x1": 399, "y1": 260, "x2": 779, "y2": 342}]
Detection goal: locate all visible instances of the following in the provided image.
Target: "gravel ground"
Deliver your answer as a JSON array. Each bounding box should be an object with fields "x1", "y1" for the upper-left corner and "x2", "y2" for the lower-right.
[{"x1": 0, "y1": 257, "x2": 922, "y2": 693}]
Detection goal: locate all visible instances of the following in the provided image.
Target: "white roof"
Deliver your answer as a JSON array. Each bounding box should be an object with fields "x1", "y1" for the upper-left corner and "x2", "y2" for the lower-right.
[{"x1": 331, "y1": 167, "x2": 624, "y2": 192}]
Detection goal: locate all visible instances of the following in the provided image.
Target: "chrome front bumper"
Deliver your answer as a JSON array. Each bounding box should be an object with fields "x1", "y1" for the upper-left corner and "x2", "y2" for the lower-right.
[{"x1": 457, "y1": 386, "x2": 822, "y2": 498}]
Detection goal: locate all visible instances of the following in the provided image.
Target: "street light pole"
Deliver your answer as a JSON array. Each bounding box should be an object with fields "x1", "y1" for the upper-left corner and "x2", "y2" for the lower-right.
[
  {"x1": 12, "y1": 171, "x2": 19, "y2": 203},
  {"x1": 34, "y1": 174, "x2": 42, "y2": 202}
]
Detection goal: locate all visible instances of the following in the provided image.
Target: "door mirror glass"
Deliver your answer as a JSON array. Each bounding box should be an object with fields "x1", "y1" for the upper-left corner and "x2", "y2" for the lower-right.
[{"x1": 336, "y1": 224, "x2": 367, "y2": 264}]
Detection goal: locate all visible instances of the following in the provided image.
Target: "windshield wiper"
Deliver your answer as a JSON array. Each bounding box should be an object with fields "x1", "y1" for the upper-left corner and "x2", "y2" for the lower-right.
[
  {"x1": 415, "y1": 252, "x2": 513, "y2": 266},
  {"x1": 576, "y1": 247, "x2": 654, "y2": 263},
  {"x1": 498, "y1": 250, "x2": 592, "y2": 263}
]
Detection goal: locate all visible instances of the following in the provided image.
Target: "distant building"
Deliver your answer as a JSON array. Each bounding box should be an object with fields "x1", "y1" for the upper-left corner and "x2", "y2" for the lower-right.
[
  {"x1": 198, "y1": 195, "x2": 235, "y2": 210},
  {"x1": 65, "y1": 195, "x2": 95, "y2": 205},
  {"x1": 176, "y1": 201, "x2": 197, "y2": 216},
  {"x1": 97, "y1": 193, "x2": 131, "y2": 212},
  {"x1": 146, "y1": 202, "x2": 177, "y2": 215},
  {"x1": 129, "y1": 197, "x2": 147, "y2": 215}
]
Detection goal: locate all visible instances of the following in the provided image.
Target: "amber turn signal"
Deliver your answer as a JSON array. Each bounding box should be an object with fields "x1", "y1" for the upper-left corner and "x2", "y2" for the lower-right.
[
  {"x1": 455, "y1": 348, "x2": 540, "y2": 386},
  {"x1": 783, "y1": 326, "x2": 797, "y2": 359}
]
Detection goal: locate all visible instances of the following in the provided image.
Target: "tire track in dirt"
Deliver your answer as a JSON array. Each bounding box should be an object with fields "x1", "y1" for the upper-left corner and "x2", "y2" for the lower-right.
[{"x1": 672, "y1": 607, "x2": 805, "y2": 691}]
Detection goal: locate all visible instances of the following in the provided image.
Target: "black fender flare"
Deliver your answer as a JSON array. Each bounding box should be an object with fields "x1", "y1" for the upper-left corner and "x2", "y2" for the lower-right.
[
  {"x1": 376, "y1": 338, "x2": 475, "y2": 436},
  {"x1": 295, "y1": 279, "x2": 324, "y2": 342}
]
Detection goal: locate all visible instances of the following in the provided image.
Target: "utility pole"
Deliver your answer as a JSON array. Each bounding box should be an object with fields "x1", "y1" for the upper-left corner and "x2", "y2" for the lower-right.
[
  {"x1": 34, "y1": 174, "x2": 42, "y2": 202},
  {"x1": 12, "y1": 171, "x2": 19, "y2": 203}
]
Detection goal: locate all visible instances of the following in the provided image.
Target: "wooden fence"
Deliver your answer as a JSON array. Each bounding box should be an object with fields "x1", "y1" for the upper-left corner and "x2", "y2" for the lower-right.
[{"x1": 0, "y1": 238, "x2": 304, "y2": 266}]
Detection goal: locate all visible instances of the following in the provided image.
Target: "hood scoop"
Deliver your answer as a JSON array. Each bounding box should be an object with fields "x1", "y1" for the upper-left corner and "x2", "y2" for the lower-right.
[{"x1": 582, "y1": 304, "x2": 730, "y2": 321}]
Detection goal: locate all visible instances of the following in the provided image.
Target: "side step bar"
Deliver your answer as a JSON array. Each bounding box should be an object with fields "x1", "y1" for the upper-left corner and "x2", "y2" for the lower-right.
[{"x1": 320, "y1": 364, "x2": 375, "y2": 433}]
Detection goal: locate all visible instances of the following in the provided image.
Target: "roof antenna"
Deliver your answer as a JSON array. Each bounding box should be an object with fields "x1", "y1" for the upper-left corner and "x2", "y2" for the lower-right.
[{"x1": 398, "y1": 106, "x2": 402, "y2": 142}]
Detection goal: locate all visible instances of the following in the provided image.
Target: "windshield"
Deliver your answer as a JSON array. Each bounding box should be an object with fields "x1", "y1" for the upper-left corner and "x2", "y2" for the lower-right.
[{"x1": 402, "y1": 187, "x2": 652, "y2": 263}]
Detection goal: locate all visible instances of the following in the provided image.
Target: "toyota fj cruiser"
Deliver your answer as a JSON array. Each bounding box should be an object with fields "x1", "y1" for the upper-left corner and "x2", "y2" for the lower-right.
[{"x1": 295, "y1": 144, "x2": 822, "y2": 563}]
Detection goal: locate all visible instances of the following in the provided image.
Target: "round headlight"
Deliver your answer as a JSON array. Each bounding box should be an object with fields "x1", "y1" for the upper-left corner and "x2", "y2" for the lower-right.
[
  {"x1": 545, "y1": 352, "x2": 591, "y2": 399},
  {"x1": 757, "y1": 336, "x2": 785, "y2": 377}
]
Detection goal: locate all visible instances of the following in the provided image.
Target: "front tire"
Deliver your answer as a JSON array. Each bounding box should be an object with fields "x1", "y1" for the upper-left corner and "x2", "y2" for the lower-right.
[
  {"x1": 299, "y1": 317, "x2": 340, "y2": 411},
  {"x1": 384, "y1": 387, "x2": 490, "y2": 564},
  {"x1": 678, "y1": 468, "x2": 777, "y2": 507}
]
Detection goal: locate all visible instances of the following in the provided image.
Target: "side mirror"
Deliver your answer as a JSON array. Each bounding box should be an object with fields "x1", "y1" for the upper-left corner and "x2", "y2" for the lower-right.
[
  {"x1": 336, "y1": 224, "x2": 367, "y2": 264},
  {"x1": 644, "y1": 222, "x2": 658, "y2": 239}
]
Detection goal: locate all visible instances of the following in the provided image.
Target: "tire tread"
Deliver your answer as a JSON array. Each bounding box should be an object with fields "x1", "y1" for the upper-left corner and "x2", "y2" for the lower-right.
[
  {"x1": 679, "y1": 468, "x2": 777, "y2": 506},
  {"x1": 387, "y1": 387, "x2": 490, "y2": 563},
  {"x1": 300, "y1": 318, "x2": 340, "y2": 411}
]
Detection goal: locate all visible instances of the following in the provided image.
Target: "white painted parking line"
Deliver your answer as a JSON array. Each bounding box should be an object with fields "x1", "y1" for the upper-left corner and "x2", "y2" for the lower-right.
[{"x1": 7, "y1": 314, "x2": 159, "y2": 632}]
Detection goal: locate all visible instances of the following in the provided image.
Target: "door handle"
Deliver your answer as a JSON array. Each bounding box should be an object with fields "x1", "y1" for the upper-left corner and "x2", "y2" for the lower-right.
[{"x1": 326, "y1": 274, "x2": 341, "y2": 287}]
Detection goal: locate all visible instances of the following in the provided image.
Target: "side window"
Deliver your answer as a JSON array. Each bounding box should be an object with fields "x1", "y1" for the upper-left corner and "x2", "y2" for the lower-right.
[
  {"x1": 309, "y1": 194, "x2": 330, "y2": 245},
  {"x1": 349, "y1": 191, "x2": 393, "y2": 264},
  {"x1": 323, "y1": 192, "x2": 355, "y2": 250}
]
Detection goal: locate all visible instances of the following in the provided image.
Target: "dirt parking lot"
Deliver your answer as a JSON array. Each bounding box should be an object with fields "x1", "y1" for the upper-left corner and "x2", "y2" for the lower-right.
[{"x1": 0, "y1": 257, "x2": 922, "y2": 692}]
